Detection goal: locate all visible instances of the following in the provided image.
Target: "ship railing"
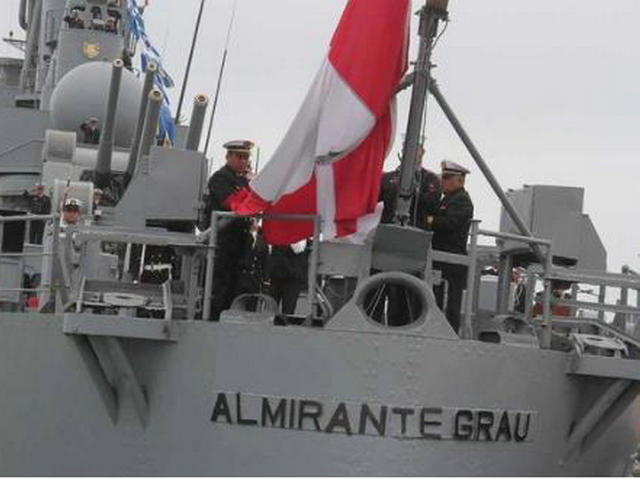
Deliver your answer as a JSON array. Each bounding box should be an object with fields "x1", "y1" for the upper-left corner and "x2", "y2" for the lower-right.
[
  {"x1": 202, "y1": 211, "x2": 321, "y2": 322},
  {"x1": 58, "y1": 4, "x2": 125, "y2": 36},
  {"x1": 471, "y1": 239, "x2": 640, "y2": 351},
  {"x1": 203, "y1": 212, "x2": 566, "y2": 345},
  {"x1": 0, "y1": 213, "x2": 60, "y2": 312},
  {"x1": 537, "y1": 266, "x2": 640, "y2": 342},
  {"x1": 64, "y1": 225, "x2": 211, "y2": 328},
  {"x1": 439, "y1": 222, "x2": 556, "y2": 346},
  {"x1": 43, "y1": 8, "x2": 65, "y2": 47}
]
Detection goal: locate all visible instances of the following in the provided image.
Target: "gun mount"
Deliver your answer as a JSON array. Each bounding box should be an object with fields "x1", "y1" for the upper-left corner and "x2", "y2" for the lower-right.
[{"x1": 95, "y1": 59, "x2": 123, "y2": 189}]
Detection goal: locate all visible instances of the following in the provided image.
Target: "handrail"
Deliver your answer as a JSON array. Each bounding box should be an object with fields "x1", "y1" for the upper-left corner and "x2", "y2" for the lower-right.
[
  {"x1": 429, "y1": 222, "x2": 554, "y2": 346},
  {"x1": 202, "y1": 211, "x2": 321, "y2": 322},
  {"x1": 0, "y1": 213, "x2": 59, "y2": 310},
  {"x1": 0, "y1": 138, "x2": 44, "y2": 159},
  {"x1": 477, "y1": 228, "x2": 552, "y2": 247}
]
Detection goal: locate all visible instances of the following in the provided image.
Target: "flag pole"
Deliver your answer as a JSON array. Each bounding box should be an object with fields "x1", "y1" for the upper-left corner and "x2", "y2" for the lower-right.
[
  {"x1": 174, "y1": 0, "x2": 206, "y2": 125},
  {"x1": 254, "y1": 146, "x2": 260, "y2": 175},
  {"x1": 393, "y1": 0, "x2": 449, "y2": 226},
  {"x1": 204, "y1": 0, "x2": 238, "y2": 159}
]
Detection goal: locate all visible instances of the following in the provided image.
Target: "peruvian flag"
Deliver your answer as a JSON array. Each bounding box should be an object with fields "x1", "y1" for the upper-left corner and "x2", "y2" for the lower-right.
[{"x1": 232, "y1": 0, "x2": 410, "y2": 245}]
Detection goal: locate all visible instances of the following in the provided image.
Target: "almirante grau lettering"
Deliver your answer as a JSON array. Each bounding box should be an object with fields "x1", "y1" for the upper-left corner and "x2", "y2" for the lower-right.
[{"x1": 210, "y1": 392, "x2": 536, "y2": 443}]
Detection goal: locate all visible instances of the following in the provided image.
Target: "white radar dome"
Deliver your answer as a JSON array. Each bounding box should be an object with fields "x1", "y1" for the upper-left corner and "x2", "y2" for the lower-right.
[{"x1": 50, "y1": 61, "x2": 143, "y2": 148}]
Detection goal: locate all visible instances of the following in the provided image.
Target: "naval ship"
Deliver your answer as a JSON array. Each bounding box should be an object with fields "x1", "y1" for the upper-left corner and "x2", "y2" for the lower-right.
[{"x1": 0, "y1": 0, "x2": 639, "y2": 475}]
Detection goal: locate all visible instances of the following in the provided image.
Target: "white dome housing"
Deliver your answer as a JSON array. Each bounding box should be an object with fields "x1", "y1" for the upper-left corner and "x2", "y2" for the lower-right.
[{"x1": 50, "y1": 62, "x2": 143, "y2": 148}]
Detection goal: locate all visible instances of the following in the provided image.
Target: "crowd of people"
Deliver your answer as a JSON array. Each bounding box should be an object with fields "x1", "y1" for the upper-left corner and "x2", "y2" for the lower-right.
[
  {"x1": 64, "y1": 1, "x2": 122, "y2": 34},
  {"x1": 202, "y1": 139, "x2": 476, "y2": 331},
  {"x1": 18, "y1": 137, "x2": 477, "y2": 331},
  {"x1": 201, "y1": 140, "x2": 310, "y2": 321}
]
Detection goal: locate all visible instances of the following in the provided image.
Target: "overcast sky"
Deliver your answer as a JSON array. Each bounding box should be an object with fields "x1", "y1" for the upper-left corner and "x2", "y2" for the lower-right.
[{"x1": 1, "y1": 0, "x2": 639, "y2": 273}]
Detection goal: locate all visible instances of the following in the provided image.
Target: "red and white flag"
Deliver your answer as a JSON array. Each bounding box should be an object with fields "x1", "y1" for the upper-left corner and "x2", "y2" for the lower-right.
[{"x1": 232, "y1": 0, "x2": 410, "y2": 245}]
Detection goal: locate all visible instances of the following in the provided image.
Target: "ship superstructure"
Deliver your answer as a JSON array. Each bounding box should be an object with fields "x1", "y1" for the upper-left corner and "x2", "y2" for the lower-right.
[{"x1": 0, "y1": 0, "x2": 639, "y2": 476}]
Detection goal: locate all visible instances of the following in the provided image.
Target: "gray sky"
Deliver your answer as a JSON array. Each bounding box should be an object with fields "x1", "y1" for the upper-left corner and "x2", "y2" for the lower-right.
[{"x1": 1, "y1": 0, "x2": 639, "y2": 273}]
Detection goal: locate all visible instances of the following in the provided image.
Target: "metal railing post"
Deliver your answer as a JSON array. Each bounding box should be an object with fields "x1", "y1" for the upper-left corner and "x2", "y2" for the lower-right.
[
  {"x1": 202, "y1": 211, "x2": 218, "y2": 321},
  {"x1": 598, "y1": 286, "x2": 607, "y2": 322},
  {"x1": 620, "y1": 286, "x2": 630, "y2": 332},
  {"x1": 461, "y1": 220, "x2": 480, "y2": 339},
  {"x1": 307, "y1": 215, "x2": 321, "y2": 322},
  {"x1": 496, "y1": 251, "x2": 513, "y2": 314},
  {"x1": 636, "y1": 288, "x2": 640, "y2": 337},
  {"x1": 541, "y1": 244, "x2": 554, "y2": 349},
  {"x1": 50, "y1": 216, "x2": 62, "y2": 313},
  {"x1": 24, "y1": 218, "x2": 31, "y2": 244},
  {"x1": 524, "y1": 268, "x2": 536, "y2": 321}
]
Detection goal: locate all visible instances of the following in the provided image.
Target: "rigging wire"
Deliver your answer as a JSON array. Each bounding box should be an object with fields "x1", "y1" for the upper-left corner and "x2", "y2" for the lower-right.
[
  {"x1": 204, "y1": 0, "x2": 238, "y2": 164},
  {"x1": 174, "y1": 0, "x2": 207, "y2": 124}
]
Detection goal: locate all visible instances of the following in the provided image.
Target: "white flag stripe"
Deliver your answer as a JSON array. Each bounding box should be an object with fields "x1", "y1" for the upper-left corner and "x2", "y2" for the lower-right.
[
  {"x1": 314, "y1": 62, "x2": 375, "y2": 160},
  {"x1": 250, "y1": 58, "x2": 375, "y2": 203},
  {"x1": 315, "y1": 162, "x2": 337, "y2": 239}
]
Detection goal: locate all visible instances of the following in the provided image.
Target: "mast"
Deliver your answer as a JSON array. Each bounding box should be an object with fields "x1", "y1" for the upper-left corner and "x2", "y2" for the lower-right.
[
  {"x1": 395, "y1": 0, "x2": 544, "y2": 260},
  {"x1": 204, "y1": 0, "x2": 238, "y2": 158},
  {"x1": 174, "y1": 0, "x2": 206, "y2": 124},
  {"x1": 394, "y1": 0, "x2": 449, "y2": 225}
]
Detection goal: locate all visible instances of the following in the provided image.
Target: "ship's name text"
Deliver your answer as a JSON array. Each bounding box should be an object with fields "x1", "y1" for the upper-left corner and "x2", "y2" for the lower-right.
[{"x1": 210, "y1": 392, "x2": 536, "y2": 442}]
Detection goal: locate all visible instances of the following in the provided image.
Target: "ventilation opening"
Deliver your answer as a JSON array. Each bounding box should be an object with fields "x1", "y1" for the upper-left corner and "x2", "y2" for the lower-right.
[
  {"x1": 356, "y1": 273, "x2": 429, "y2": 328},
  {"x1": 478, "y1": 331, "x2": 501, "y2": 344}
]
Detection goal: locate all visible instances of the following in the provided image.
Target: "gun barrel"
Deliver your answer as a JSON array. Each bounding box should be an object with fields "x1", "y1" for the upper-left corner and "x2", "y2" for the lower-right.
[
  {"x1": 127, "y1": 62, "x2": 157, "y2": 181},
  {"x1": 95, "y1": 59, "x2": 124, "y2": 188},
  {"x1": 19, "y1": 0, "x2": 29, "y2": 30},
  {"x1": 185, "y1": 94, "x2": 209, "y2": 151},
  {"x1": 128, "y1": 88, "x2": 163, "y2": 179}
]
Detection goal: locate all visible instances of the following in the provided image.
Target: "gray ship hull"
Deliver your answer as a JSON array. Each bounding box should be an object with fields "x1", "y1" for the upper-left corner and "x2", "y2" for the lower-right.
[{"x1": 0, "y1": 313, "x2": 638, "y2": 476}]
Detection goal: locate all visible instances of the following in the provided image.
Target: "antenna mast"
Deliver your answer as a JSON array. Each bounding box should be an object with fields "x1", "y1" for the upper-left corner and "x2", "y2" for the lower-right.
[
  {"x1": 204, "y1": 0, "x2": 238, "y2": 158},
  {"x1": 394, "y1": 0, "x2": 449, "y2": 225},
  {"x1": 174, "y1": 0, "x2": 206, "y2": 124}
]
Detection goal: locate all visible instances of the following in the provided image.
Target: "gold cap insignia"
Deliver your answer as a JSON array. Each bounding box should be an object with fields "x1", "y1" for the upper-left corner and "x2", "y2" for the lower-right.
[{"x1": 82, "y1": 41, "x2": 101, "y2": 59}]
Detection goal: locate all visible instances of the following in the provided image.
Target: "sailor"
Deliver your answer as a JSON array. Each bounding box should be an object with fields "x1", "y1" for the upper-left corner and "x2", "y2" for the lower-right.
[
  {"x1": 236, "y1": 219, "x2": 270, "y2": 309},
  {"x1": 426, "y1": 160, "x2": 474, "y2": 333},
  {"x1": 64, "y1": 9, "x2": 85, "y2": 29},
  {"x1": 377, "y1": 144, "x2": 441, "y2": 326},
  {"x1": 268, "y1": 240, "x2": 308, "y2": 315},
  {"x1": 203, "y1": 140, "x2": 254, "y2": 320},
  {"x1": 90, "y1": 5, "x2": 103, "y2": 20},
  {"x1": 380, "y1": 144, "x2": 441, "y2": 228},
  {"x1": 91, "y1": 187, "x2": 104, "y2": 220},
  {"x1": 24, "y1": 183, "x2": 51, "y2": 244},
  {"x1": 105, "y1": 16, "x2": 117, "y2": 33},
  {"x1": 62, "y1": 198, "x2": 82, "y2": 227},
  {"x1": 79, "y1": 117, "x2": 100, "y2": 145},
  {"x1": 106, "y1": 1, "x2": 122, "y2": 29}
]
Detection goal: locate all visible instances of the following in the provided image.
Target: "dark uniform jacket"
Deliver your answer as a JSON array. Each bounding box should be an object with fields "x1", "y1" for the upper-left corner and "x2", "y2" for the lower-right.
[
  {"x1": 268, "y1": 245, "x2": 308, "y2": 283},
  {"x1": 203, "y1": 165, "x2": 250, "y2": 256},
  {"x1": 80, "y1": 124, "x2": 100, "y2": 145},
  {"x1": 431, "y1": 187, "x2": 474, "y2": 255},
  {"x1": 27, "y1": 194, "x2": 51, "y2": 216},
  {"x1": 237, "y1": 230, "x2": 269, "y2": 295},
  {"x1": 380, "y1": 167, "x2": 441, "y2": 228}
]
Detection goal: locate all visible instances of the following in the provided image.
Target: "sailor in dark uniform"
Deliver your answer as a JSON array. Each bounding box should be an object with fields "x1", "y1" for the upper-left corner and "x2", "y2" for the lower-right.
[
  {"x1": 377, "y1": 145, "x2": 441, "y2": 326},
  {"x1": 379, "y1": 144, "x2": 441, "y2": 228},
  {"x1": 24, "y1": 183, "x2": 52, "y2": 244},
  {"x1": 203, "y1": 140, "x2": 254, "y2": 320},
  {"x1": 426, "y1": 160, "x2": 474, "y2": 334},
  {"x1": 79, "y1": 117, "x2": 100, "y2": 145},
  {"x1": 268, "y1": 240, "x2": 308, "y2": 316}
]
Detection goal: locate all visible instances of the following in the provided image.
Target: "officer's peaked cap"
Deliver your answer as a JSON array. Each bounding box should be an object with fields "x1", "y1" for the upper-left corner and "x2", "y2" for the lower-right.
[
  {"x1": 441, "y1": 160, "x2": 470, "y2": 176},
  {"x1": 63, "y1": 197, "x2": 83, "y2": 209},
  {"x1": 224, "y1": 140, "x2": 254, "y2": 155}
]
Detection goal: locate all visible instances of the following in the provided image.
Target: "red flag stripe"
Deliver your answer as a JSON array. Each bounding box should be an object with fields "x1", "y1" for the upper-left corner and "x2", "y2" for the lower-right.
[{"x1": 328, "y1": 0, "x2": 410, "y2": 118}]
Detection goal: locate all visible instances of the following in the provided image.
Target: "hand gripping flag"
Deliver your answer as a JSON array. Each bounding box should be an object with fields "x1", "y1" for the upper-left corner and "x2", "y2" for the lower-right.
[{"x1": 232, "y1": 0, "x2": 410, "y2": 245}]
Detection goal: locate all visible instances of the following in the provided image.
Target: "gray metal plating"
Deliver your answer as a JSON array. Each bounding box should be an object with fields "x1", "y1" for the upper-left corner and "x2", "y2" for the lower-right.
[{"x1": 0, "y1": 0, "x2": 639, "y2": 476}]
